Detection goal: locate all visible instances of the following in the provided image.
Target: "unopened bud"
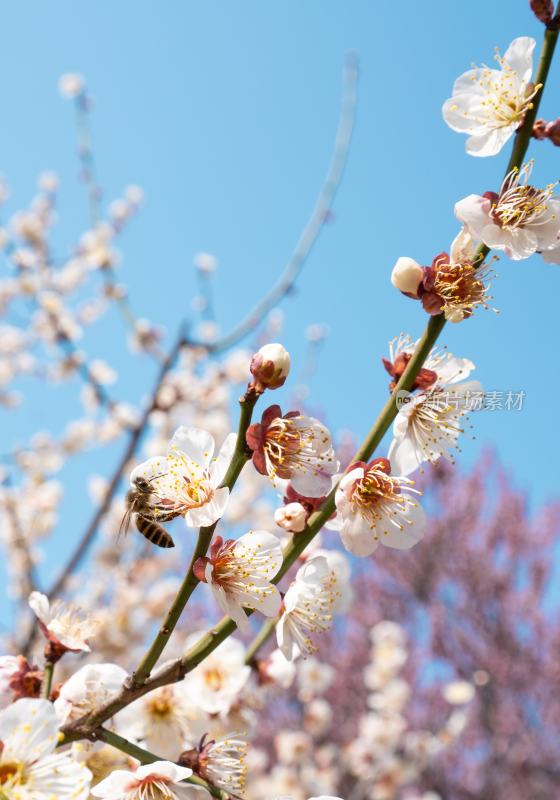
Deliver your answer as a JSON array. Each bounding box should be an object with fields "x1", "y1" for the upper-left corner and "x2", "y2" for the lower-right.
[
  {"x1": 546, "y1": 118, "x2": 560, "y2": 145},
  {"x1": 250, "y1": 343, "x2": 291, "y2": 390},
  {"x1": 390, "y1": 257, "x2": 423, "y2": 297},
  {"x1": 274, "y1": 502, "x2": 307, "y2": 533},
  {"x1": 530, "y1": 0, "x2": 553, "y2": 24},
  {"x1": 532, "y1": 118, "x2": 548, "y2": 139}
]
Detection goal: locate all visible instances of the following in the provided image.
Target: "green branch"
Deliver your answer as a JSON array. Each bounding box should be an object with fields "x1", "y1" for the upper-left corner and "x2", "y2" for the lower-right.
[{"x1": 60, "y1": 14, "x2": 560, "y2": 746}]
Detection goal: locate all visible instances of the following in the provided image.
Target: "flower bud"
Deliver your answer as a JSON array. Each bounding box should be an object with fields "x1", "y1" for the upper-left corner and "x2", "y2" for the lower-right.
[
  {"x1": 274, "y1": 502, "x2": 307, "y2": 533},
  {"x1": 546, "y1": 118, "x2": 560, "y2": 145},
  {"x1": 390, "y1": 257, "x2": 423, "y2": 297},
  {"x1": 530, "y1": 0, "x2": 553, "y2": 24},
  {"x1": 250, "y1": 343, "x2": 291, "y2": 390}
]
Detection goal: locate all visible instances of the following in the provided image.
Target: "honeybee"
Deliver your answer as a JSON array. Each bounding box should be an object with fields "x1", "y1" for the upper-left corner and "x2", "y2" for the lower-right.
[{"x1": 120, "y1": 475, "x2": 177, "y2": 549}]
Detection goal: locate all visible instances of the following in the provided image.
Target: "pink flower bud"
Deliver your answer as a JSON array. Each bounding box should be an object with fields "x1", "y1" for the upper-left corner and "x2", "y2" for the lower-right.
[
  {"x1": 545, "y1": 118, "x2": 560, "y2": 145},
  {"x1": 532, "y1": 118, "x2": 548, "y2": 139},
  {"x1": 274, "y1": 502, "x2": 308, "y2": 533},
  {"x1": 250, "y1": 343, "x2": 291, "y2": 390},
  {"x1": 530, "y1": 0, "x2": 553, "y2": 24},
  {"x1": 390, "y1": 257, "x2": 423, "y2": 298}
]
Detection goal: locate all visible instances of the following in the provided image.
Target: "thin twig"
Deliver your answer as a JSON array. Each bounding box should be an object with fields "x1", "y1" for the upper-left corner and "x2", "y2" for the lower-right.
[{"x1": 189, "y1": 53, "x2": 358, "y2": 354}]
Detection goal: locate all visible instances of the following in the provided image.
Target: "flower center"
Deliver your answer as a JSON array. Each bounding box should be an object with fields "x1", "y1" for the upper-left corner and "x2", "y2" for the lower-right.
[
  {"x1": 203, "y1": 667, "x2": 225, "y2": 691},
  {"x1": 148, "y1": 690, "x2": 173, "y2": 718},
  {"x1": 0, "y1": 762, "x2": 22, "y2": 785}
]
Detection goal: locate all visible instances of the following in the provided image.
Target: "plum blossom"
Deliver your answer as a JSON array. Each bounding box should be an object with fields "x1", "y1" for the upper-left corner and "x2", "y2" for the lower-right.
[
  {"x1": 193, "y1": 530, "x2": 282, "y2": 631},
  {"x1": 277, "y1": 556, "x2": 340, "y2": 660},
  {"x1": 246, "y1": 405, "x2": 338, "y2": 497},
  {"x1": 331, "y1": 458, "x2": 426, "y2": 557},
  {"x1": 0, "y1": 698, "x2": 91, "y2": 799},
  {"x1": 383, "y1": 334, "x2": 475, "y2": 393},
  {"x1": 455, "y1": 163, "x2": 560, "y2": 260},
  {"x1": 180, "y1": 733, "x2": 248, "y2": 796},
  {"x1": 54, "y1": 663, "x2": 128, "y2": 724},
  {"x1": 130, "y1": 427, "x2": 235, "y2": 528},
  {"x1": 116, "y1": 684, "x2": 208, "y2": 762},
  {"x1": 182, "y1": 635, "x2": 250, "y2": 715},
  {"x1": 442, "y1": 36, "x2": 539, "y2": 156},
  {"x1": 28, "y1": 590, "x2": 99, "y2": 655},
  {"x1": 388, "y1": 379, "x2": 483, "y2": 476},
  {"x1": 91, "y1": 760, "x2": 202, "y2": 800},
  {"x1": 420, "y1": 229, "x2": 494, "y2": 322}
]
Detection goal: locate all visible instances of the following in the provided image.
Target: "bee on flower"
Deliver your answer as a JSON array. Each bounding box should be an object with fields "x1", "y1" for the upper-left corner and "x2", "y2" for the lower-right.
[
  {"x1": 455, "y1": 162, "x2": 560, "y2": 261},
  {"x1": 246, "y1": 405, "x2": 338, "y2": 497},
  {"x1": 130, "y1": 426, "x2": 236, "y2": 529},
  {"x1": 442, "y1": 36, "x2": 540, "y2": 157},
  {"x1": 193, "y1": 529, "x2": 283, "y2": 631}
]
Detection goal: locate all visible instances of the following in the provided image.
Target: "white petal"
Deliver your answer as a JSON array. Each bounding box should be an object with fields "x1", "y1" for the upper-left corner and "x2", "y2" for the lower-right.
[
  {"x1": 503, "y1": 36, "x2": 535, "y2": 83},
  {"x1": 380, "y1": 501, "x2": 426, "y2": 550},
  {"x1": 0, "y1": 698, "x2": 58, "y2": 763},
  {"x1": 454, "y1": 194, "x2": 491, "y2": 240},
  {"x1": 169, "y1": 426, "x2": 215, "y2": 468},
  {"x1": 135, "y1": 761, "x2": 192, "y2": 782},
  {"x1": 130, "y1": 456, "x2": 171, "y2": 486},
  {"x1": 209, "y1": 432, "x2": 236, "y2": 486},
  {"x1": 28, "y1": 591, "x2": 51, "y2": 624},
  {"x1": 466, "y1": 125, "x2": 515, "y2": 157},
  {"x1": 339, "y1": 513, "x2": 380, "y2": 557},
  {"x1": 91, "y1": 769, "x2": 136, "y2": 797},
  {"x1": 388, "y1": 433, "x2": 423, "y2": 478},
  {"x1": 183, "y1": 486, "x2": 230, "y2": 527}
]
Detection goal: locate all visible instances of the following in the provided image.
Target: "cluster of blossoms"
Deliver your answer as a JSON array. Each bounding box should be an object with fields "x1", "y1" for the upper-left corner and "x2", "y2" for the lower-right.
[
  {"x1": 1, "y1": 7, "x2": 558, "y2": 798},
  {"x1": 246, "y1": 622, "x2": 474, "y2": 800},
  {"x1": 392, "y1": 35, "x2": 560, "y2": 323}
]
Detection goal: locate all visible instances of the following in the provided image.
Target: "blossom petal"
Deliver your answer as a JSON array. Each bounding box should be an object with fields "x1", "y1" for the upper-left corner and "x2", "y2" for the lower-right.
[
  {"x1": 379, "y1": 500, "x2": 426, "y2": 549},
  {"x1": 184, "y1": 486, "x2": 230, "y2": 527},
  {"x1": 466, "y1": 125, "x2": 515, "y2": 157},
  {"x1": 339, "y1": 512, "x2": 380, "y2": 557},
  {"x1": 503, "y1": 36, "x2": 535, "y2": 83},
  {"x1": 0, "y1": 698, "x2": 58, "y2": 763},
  {"x1": 169, "y1": 426, "x2": 215, "y2": 468},
  {"x1": 210, "y1": 432, "x2": 236, "y2": 486}
]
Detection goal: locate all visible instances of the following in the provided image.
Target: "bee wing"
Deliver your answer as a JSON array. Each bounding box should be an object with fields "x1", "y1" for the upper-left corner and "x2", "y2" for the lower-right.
[{"x1": 118, "y1": 506, "x2": 134, "y2": 541}]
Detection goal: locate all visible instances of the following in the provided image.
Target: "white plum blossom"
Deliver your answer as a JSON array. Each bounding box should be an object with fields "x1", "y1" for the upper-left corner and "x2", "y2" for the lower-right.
[
  {"x1": 115, "y1": 684, "x2": 208, "y2": 762},
  {"x1": 277, "y1": 556, "x2": 340, "y2": 661},
  {"x1": 91, "y1": 760, "x2": 202, "y2": 800},
  {"x1": 455, "y1": 163, "x2": 560, "y2": 260},
  {"x1": 130, "y1": 427, "x2": 235, "y2": 528},
  {"x1": 0, "y1": 698, "x2": 91, "y2": 799},
  {"x1": 54, "y1": 663, "x2": 128, "y2": 724},
  {"x1": 182, "y1": 635, "x2": 250, "y2": 715},
  {"x1": 442, "y1": 36, "x2": 539, "y2": 156},
  {"x1": 194, "y1": 530, "x2": 282, "y2": 631},
  {"x1": 189, "y1": 733, "x2": 248, "y2": 796},
  {"x1": 388, "y1": 380, "x2": 483, "y2": 477},
  {"x1": 246, "y1": 405, "x2": 338, "y2": 497},
  {"x1": 384, "y1": 334, "x2": 475, "y2": 391},
  {"x1": 331, "y1": 458, "x2": 426, "y2": 557},
  {"x1": 259, "y1": 649, "x2": 297, "y2": 689},
  {"x1": 28, "y1": 590, "x2": 99, "y2": 653}
]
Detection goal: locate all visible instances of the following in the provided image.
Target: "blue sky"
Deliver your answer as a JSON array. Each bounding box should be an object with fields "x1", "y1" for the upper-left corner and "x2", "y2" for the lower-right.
[{"x1": 1, "y1": 1, "x2": 559, "y2": 617}]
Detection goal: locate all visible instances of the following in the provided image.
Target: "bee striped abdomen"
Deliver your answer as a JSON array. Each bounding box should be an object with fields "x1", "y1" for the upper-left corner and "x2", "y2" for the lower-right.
[{"x1": 135, "y1": 514, "x2": 175, "y2": 548}]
